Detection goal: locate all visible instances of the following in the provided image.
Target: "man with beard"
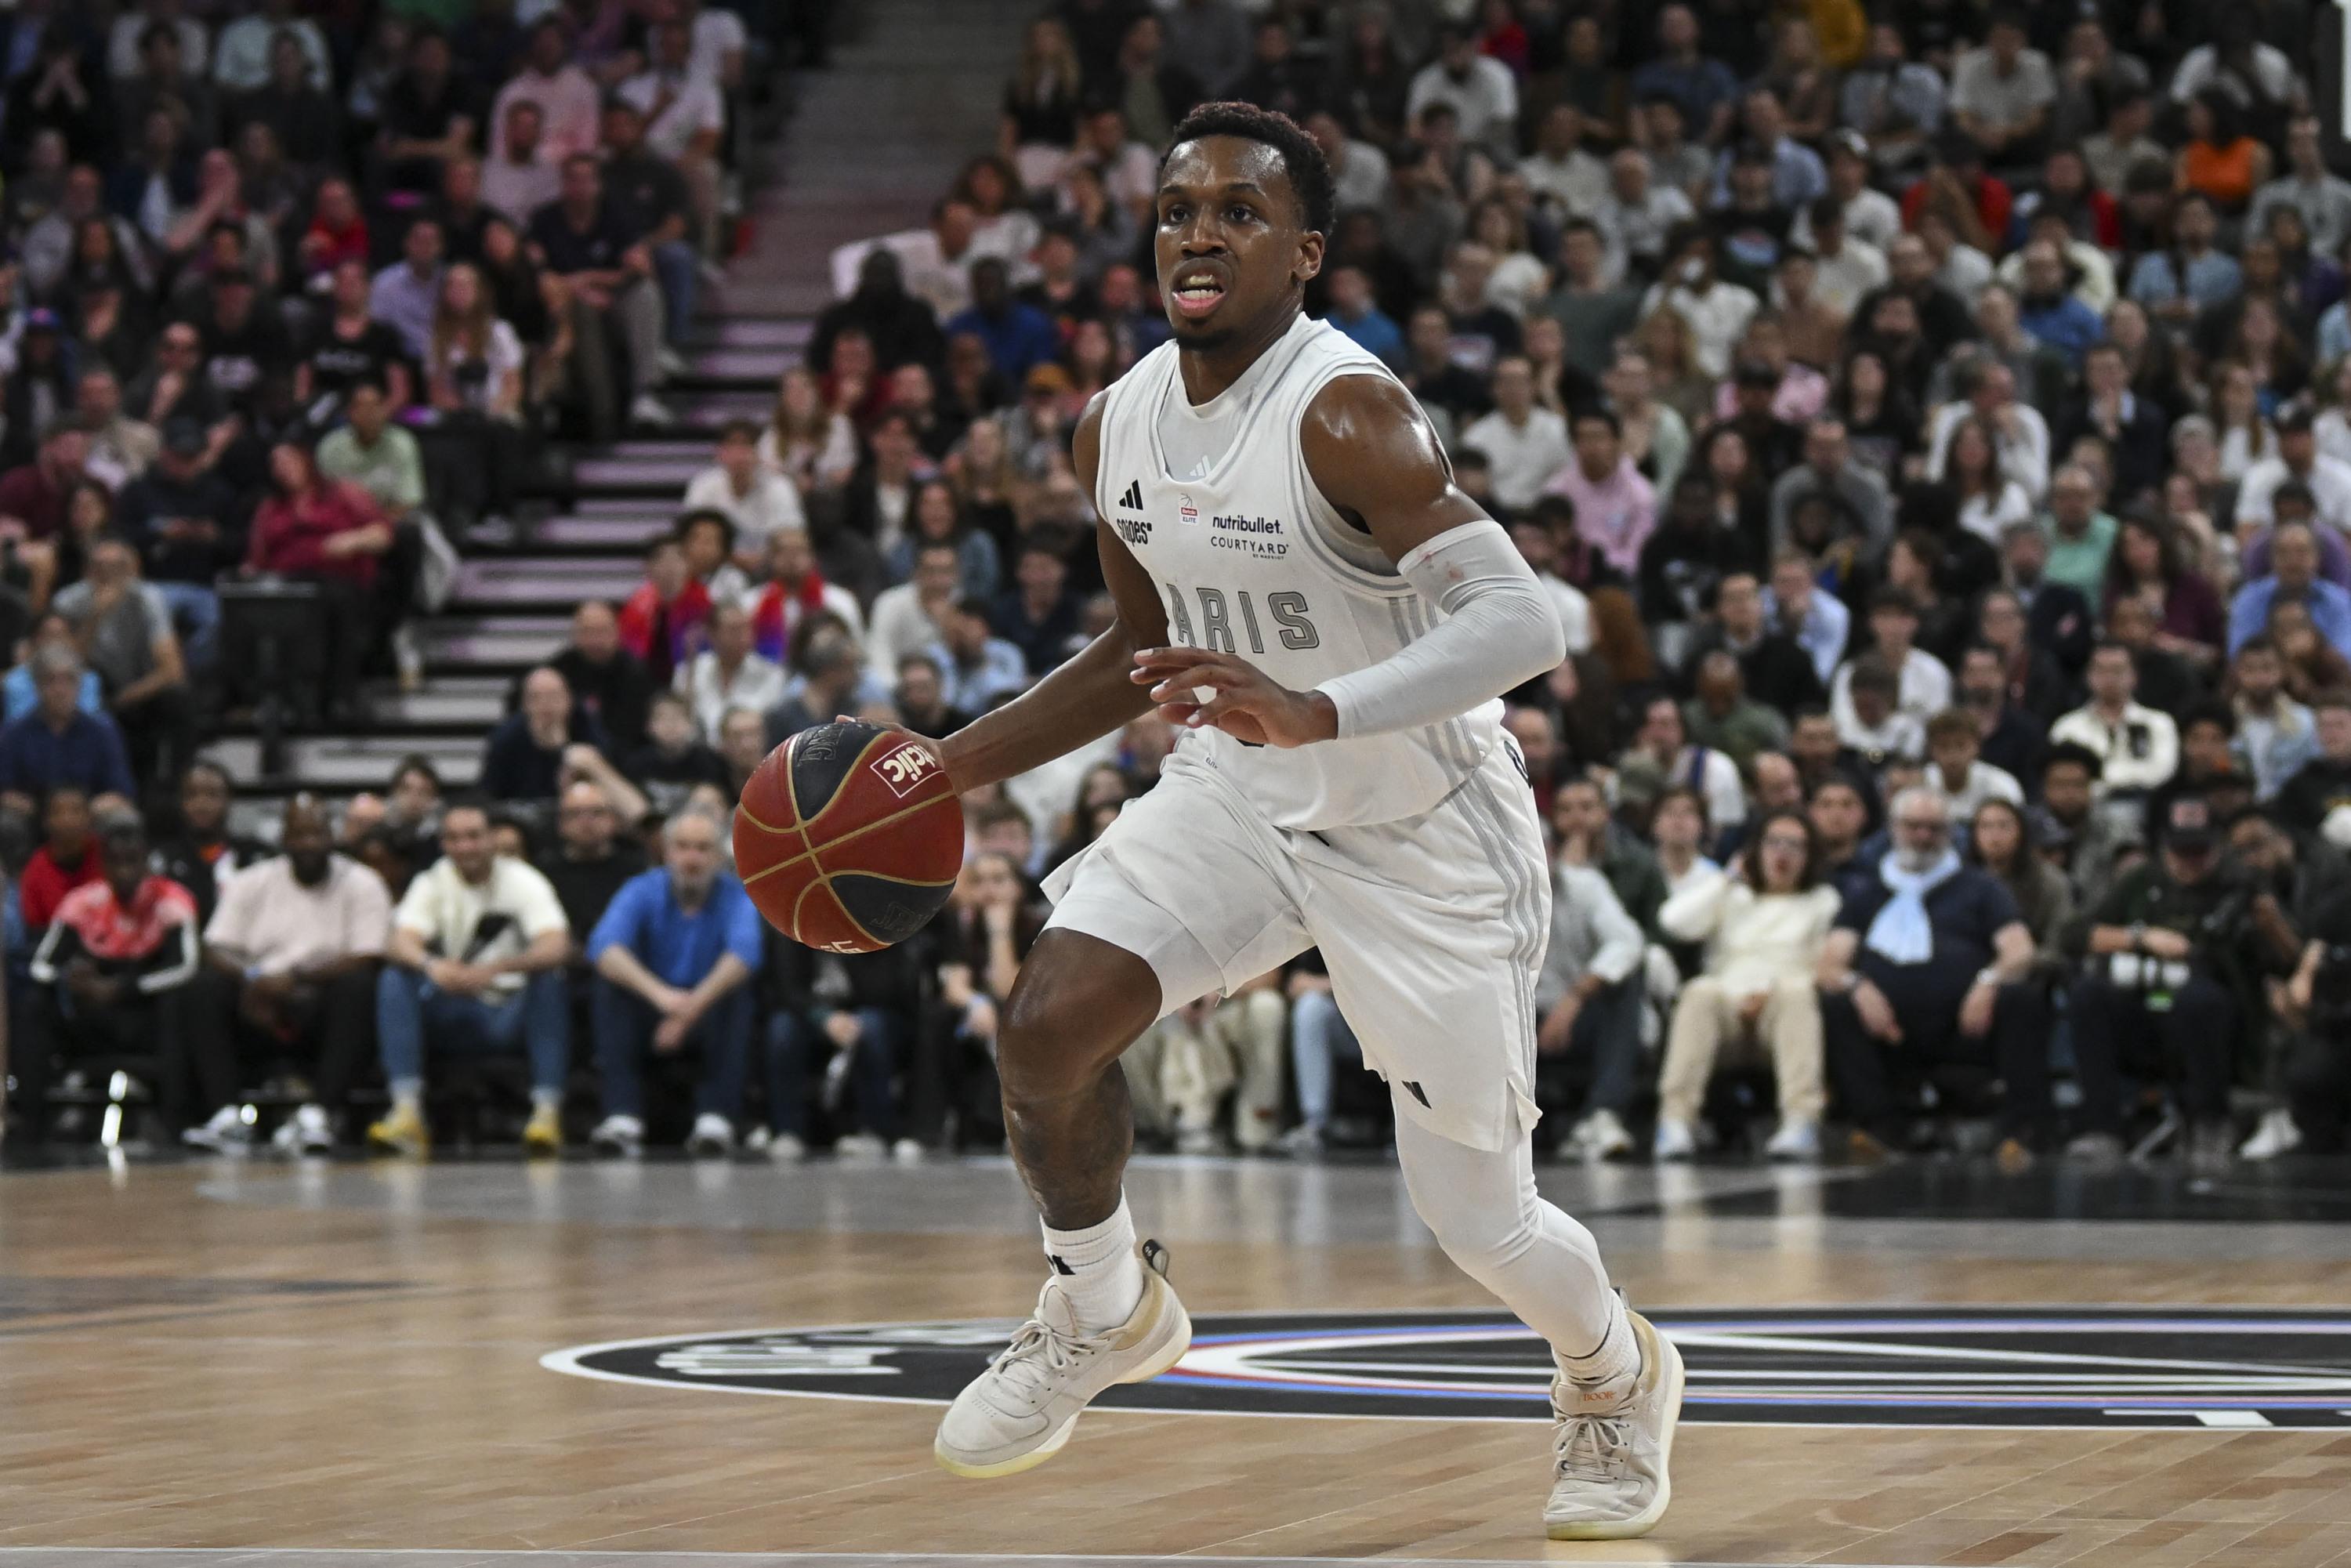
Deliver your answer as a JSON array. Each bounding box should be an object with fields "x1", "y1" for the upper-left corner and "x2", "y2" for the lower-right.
[
  {"x1": 1817, "y1": 784, "x2": 2047, "y2": 1160},
  {"x1": 535, "y1": 777, "x2": 646, "y2": 947},
  {"x1": 195, "y1": 796, "x2": 394, "y2": 1153}
]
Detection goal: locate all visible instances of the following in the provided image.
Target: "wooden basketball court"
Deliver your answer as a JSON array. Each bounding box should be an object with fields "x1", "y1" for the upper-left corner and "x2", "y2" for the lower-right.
[{"x1": 4, "y1": 1152, "x2": 2349, "y2": 1568}]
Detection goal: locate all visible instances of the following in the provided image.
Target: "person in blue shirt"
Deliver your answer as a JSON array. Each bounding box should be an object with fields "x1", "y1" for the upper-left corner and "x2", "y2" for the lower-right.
[
  {"x1": 1, "y1": 614, "x2": 103, "y2": 724},
  {"x1": 585, "y1": 802, "x2": 765, "y2": 1157},
  {"x1": 1321, "y1": 263, "x2": 1404, "y2": 367},
  {"x1": 2014, "y1": 239, "x2": 2104, "y2": 367},
  {"x1": 2230, "y1": 518, "x2": 2351, "y2": 659},
  {"x1": 944, "y1": 258, "x2": 1061, "y2": 385},
  {"x1": 932, "y1": 596, "x2": 1030, "y2": 714},
  {"x1": 0, "y1": 645, "x2": 136, "y2": 814}
]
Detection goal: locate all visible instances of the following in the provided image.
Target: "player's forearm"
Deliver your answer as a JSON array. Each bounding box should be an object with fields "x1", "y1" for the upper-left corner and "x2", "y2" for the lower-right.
[{"x1": 935, "y1": 625, "x2": 1152, "y2": 792}]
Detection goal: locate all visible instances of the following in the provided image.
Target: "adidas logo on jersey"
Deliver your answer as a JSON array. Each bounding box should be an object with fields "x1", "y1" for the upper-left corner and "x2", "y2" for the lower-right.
[{"x1": 1117, "y1": 480, "x2": 1145, "y2": 511}]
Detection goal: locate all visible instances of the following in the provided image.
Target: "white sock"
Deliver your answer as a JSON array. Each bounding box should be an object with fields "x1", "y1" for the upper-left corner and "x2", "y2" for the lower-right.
[
  {"x1": 1041, "y1": 1195, "x2": 1145, "y2": 1333},
  {"x1": 1556, "y1": 1293, "x2": 1639, "y2": 1392},
  {"x1": 391, "y1": 1081, "x2": 422, "y2": 1114},
  {"x1": 531, "y1": 1088, "x2": 562, "y2": 1114}
]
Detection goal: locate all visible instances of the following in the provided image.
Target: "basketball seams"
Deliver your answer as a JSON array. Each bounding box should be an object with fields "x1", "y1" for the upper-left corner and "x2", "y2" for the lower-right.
[{"x1": 737, "y1": 790, "x2": 961, "y2": 889}]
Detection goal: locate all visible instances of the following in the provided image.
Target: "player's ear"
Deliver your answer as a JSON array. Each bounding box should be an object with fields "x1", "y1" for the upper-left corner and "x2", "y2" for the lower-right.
[{"x1": 1295, "y1": 229, "x2": 1325, "y2": 287}]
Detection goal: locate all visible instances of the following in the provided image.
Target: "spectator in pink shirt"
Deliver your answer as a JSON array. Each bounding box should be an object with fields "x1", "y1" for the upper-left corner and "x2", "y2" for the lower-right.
[
  {"x1": 490, "y1": 19, "x2": 603, "y2": 165},
  {"x1": 1543, "y1": 407, "x2": 1659, "y2": 574}
]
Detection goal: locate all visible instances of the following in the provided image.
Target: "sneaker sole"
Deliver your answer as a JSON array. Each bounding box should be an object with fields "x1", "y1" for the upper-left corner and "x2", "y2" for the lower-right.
[
  {"x1": 933, "y1": 1295, "x2": 1194, "y2": 1479},
  {"x1": 1545, "y1": 1315, "x2": 1685, "y2": 1541}
]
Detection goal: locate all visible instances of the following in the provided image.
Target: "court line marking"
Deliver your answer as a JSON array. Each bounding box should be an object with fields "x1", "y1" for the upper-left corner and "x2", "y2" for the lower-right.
[
  {"x1": 0, "y1": 1552, "x2": 1952, "y2": 1568},
  {"x1": 539, "y1": 1306, "x2": 2351, "y2": 1432}
]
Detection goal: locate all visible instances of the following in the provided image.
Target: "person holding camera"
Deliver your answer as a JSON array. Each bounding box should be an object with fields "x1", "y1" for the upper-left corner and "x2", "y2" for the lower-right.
[{"x1": 2067, "y1": 795, "x2": 2259, "y2": 1171}]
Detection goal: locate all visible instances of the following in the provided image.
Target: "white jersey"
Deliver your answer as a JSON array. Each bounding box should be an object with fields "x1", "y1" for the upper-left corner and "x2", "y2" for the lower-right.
[{"x1": 1095, "y1": 313, "x2": 1502, "y2": 831}]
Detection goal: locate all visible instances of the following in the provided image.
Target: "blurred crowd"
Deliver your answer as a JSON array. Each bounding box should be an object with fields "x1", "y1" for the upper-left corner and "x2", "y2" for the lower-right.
[{"x1": 15, "y1": 0, "x2": 2351, "y2": 1173}]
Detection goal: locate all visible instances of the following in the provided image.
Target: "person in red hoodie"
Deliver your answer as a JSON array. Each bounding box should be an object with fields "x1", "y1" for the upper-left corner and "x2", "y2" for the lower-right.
[
  {"x1": 614, "y1": 534, "x2": 710, "y2": 686},
  {"x1": 16, "y1": 783, "x2": 102, "y2": 936},
  {"x1": 246, "y1": 440, "x2": 391, "y2": 722}
]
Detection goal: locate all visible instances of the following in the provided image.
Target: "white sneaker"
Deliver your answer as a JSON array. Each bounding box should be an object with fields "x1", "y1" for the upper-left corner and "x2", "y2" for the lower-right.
[
  {"x1": 1277, "y1": 1122, "x2": 1324, "y2": 1157},
  {"x1": 834, "y1": 1132, "x2": 886, "y2": 1159},
  {"x1": 392, "y1": 625, "x2": 423, "y2": 690},
  {"x1": 1569, "y1": 1108, "x2": 1633, "y2": 1162},
  {"x1": 765, "y1": 1131, "x2": 807, "y2": 1164},
  {"x1": 1651, "y1": 1117, "x2": 1697, "y2": 1162},
  {"x1": 1765, "y1": 1118, "x2": 1821, "y2": 1163},
  {"x1": 1173, "y1": 1128, "x2": 1223, "y2": 1155},
  {"x1": 657, "y1": 346, "x2": 689, "y2": 379},
  {"x1": 629, "y1": 393, "x2": 676, "y2": 428},
  {"x1": 181, "y1": 1105, "x2": 252, "y2": 1153},
  {"x1": 270, "y1": 1103, "x2": 335, "y2": 1155},
  {"x1": 935, "y1": 1241, "x2": 1192, "y2": 1478},
  {"x1": 686, "y1": 1113, "x2": 736, "y2": 1158},
  {"x1": 591, "y1": 1114, "x2": 645, "y2": 1158},
  {"x1": 2241, "y1": 1107, "x2": 2303, "y2": 1161},
  {"x1": 1545, "y1": 1310, "x2": 1685, "y2": 1540},
  {"x1": 891, "y1": 1137, "x2": 924, "y2": 1163}
]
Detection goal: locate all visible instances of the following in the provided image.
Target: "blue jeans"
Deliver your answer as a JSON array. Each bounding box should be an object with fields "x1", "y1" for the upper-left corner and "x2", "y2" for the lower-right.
[
  {"x1": 589, "y1": 975, "x2": 752, "y2": 1121},
  {"x1": 766, "y1": 1008, "x2": 898, "y2": 1138},
  {"x1": 151, "y1": 580, "x2": 221, "y2": 672},
  {"x1": 1290, "y1": 987, "x2": 1364, "y2": 1131},
  {"x1": 651, "y1": 239, "x2": 699, "y2": 349},
  {"x1": 376, "y1": 967, "x2": 569, "y2": 1093}
]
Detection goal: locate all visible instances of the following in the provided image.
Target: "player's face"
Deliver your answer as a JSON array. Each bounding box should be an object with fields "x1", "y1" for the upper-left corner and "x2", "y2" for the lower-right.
[{"x1": 1154, "y1": 137, "x2": 1323, "y2": 352}]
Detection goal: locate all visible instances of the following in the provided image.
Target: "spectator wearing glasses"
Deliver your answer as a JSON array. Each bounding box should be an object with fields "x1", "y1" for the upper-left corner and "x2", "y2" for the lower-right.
[
  {"x1": 1817, "y1": 785, "x2": 2048, "y2": 1158},
  {"x1": 1654, "y1": 810, "x2": 1839, "y2": 1161}
]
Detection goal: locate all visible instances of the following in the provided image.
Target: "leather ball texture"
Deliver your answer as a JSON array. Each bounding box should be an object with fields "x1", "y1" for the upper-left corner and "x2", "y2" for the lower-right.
[{"x1": 734, "y1": 721, "x2": 965, "y2": 953}]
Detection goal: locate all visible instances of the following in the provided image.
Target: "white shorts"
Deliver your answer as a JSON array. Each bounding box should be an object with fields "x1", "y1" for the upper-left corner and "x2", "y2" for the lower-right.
[{"x1": 1041, "y1": 740, "x2": 1550, "y2": 1151}]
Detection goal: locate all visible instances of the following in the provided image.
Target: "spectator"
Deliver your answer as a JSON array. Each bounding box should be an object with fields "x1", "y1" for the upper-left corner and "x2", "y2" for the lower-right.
[
  {"x1": 1541, "y1": 407, "x2": 1656, "y2": 577},
  {"x1": 2275, "y1": 690, "x2": 2351, "y2": 842},
  {"x1": 1629, "y1": 5, "x2": 1738, "y2": 145},
  {"x1": 369, "y1": 797, "x2": 571, "y2": 1157},
  {"x1": 868, "y1": 541, "x2": 965, "y2": 690},
  {"x1": 1819, "y1": 784, "x2": 2049, "y2": 1158},
  {"x1": 1834, "y1": 653, "x2": 1925, "y2": 765},
  {"x1": 246, "y1": 441, "x2": 393, "y2": 719},
  {"x1": 1460, "y1": 356, "x2": 1568, "y2": 513},
  {"x1": 1947, "y1": 9, "x2": 2053, "y2": 168},
  {"x1": 1617, "y1": 696, "x2": 1746, "y2": 835},
  {"x1": 1769, "y1": 420, "x2": 1893, "y2": 561},
  {"x1": 2251, "y1": 115, "x2": 2351, "y2": 258},
  {"x1": 481, "y1": 666, "x2": 612, "y2": 805},
  {"x1": 1641, "y1": 230, "x2": 1758, "y2": 379},
  {"x1": 371, "y1": 218, "x2": 447, "y2": 364},
  {"x1": 2232, "y1": 519, "x2": 2351, "y2": 661},
  {"x1": 0, "y1": 646, "x2": 136, "y2": 813},
  {"x1": 152, "y1": 759, "x2": 265, "y2": 928},
  {"x1": 549, "y1": 602, "x2": 655, "y2": 757},
  {"x1": 933, "y1": 595, "x2": 1030, "y2": 716},
  {"x1": 1534, "y1": 845, "x2": 1647, "y2": 1162},
  {"x1": 1955, "y1": 643, "x2": 2049, "y2": 784},
  {"x1": 586, "y1": 803, "x2": 763, "y2": 1158},
  {"x1": 18, "y1": 813, "x2": 208, "y2": 1148},
  {"x1": 991, "y1": 538, "x2": 1078, "y2": 678},
  {"x1": 598, "y1": 94, "x2": 705, "y2": 355},
  {"x1": 624, "y1": 690, "x2": 731, "y2": 814},
  {"x1": 537, "y1": 777, "x2": 647, "y2": 943},
  {"x1": 2237, "y1": 402, "x2": 2351, "y2": 536},
  {"x1": 527, "y1": 154, "x2": 672, "y2": 434},
  {"x1": 945, "y1": 257, "x2": 1059, "y2": 386},
  {"x1": 2069, "y1": 795, "x2": 2259, "y2": 1169},
  {"x1": 425, "y1": 262, "x2": 534, "y2": 534},
  {"x1": 1654, "y1": 809, "x2": 1840, "y2": 1161},
  {"x1": 1552, "y1": 770, "x2": 1668, "y2": 933},
  {"x1": 676, "y1": 603, "x2": 787, "y2": 742},
  {"x1": 2050, "y1": 641, "x2": 2181, "y2": 799},
  {"x1": 894, "y1": 652, "x2": 972, "y2": 740},
  {"x1": 1923, "y1": 704, "x2": 2024, "y2": 826},
  {"x1": 1405, "y1": 24, "x2": 1516, "y2": 150},
  {"x1": 492, "y1": 17, "x2": 600, "y2": 164},
  {"x1": 617, "y1": 536, "x2": 712, "y2": 687},
  {"x1": 1767, "y1": 551, "x2": 1850, "y2": 686},
  {"x1": 1682, "y1": 650, "x2": 1788, "y2": 772},
  {"x1": 482, "y1": 99, "x2": 560, "y2": 226},
  {"x1": 748, "y1": 527, "x2": 865, "y2": 662},
  {"x1": 194, "y1": 795, "x2": 392, "y2": 1154},
  {"x1": 1833, "y1": 588, "x2": 1954, "y2": 730},
  {"x1": 765, "y1": 932, "x2": 925, "y2": 1160},
  {"x1": 1688, "y1": 570, "x2": 1824, "y2": 715},
  {"x1": 762, "y1": 628, "x2": 867, "y2": 745},
  {"x1": 2232, "y1": 638, "x2": 2318, "y2": 802},
  {"x1": 683, "y1": 422, "x2": 806, "y2": 568}
]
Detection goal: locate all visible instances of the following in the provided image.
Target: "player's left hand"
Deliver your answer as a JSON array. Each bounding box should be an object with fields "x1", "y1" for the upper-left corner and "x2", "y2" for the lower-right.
[{"x1": 1132, "y1": 647, "x2": 1339, "y2": 748}]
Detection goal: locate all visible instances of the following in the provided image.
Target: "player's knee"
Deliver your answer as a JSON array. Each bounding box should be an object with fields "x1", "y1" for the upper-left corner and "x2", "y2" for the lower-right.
[
  {"x1": 1410, "y1": 1183, "x2": 1541, "y2": 1279},
  {"x1": 997, "y1": 936, "x2": 1162, "y2": 1100}
]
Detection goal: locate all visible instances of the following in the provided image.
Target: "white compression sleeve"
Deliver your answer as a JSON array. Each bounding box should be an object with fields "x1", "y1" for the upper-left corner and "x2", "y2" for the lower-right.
[{"x1": 1313, "y1": 520, "x2": 1566, "y2": 740}]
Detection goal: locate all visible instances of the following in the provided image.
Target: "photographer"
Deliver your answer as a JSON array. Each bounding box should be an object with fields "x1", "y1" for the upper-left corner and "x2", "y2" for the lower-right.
[{"x1": 2068, "y1": 795, "x2": 2262, "y2": 1171}]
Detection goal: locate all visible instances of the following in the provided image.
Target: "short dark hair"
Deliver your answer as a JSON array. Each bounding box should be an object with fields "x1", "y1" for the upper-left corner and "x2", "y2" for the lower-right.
[
  {"x1": 676, "y1": 508, "x2": 736, "y2": 552},
  {"x1": 1164, "y1": 100, "x2": 1335, "y2": 234},
  {"x1": 1570, "y1": 406, "x2": 1621, "y2": 438},
  {"x1": 2044, "y1": 740, "x2": 2103, "y2": 781}
]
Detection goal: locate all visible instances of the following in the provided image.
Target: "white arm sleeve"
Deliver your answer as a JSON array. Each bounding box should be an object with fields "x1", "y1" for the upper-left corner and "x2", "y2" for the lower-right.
[{"x1": 1313, "y1": 520, "x2": 1566, "y2": 740}]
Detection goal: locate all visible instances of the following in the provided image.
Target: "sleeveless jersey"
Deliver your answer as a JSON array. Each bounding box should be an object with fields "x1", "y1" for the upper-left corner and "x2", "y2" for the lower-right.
[{"x1": 1093, "y1": 313, "x2": 1502, "y2": 831}]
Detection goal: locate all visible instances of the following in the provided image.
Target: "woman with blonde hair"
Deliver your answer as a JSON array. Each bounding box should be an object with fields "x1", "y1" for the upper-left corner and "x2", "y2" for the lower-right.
[
  {"x1": 426, "y1": 262, "x2": 532, "y2": 532},
  {"x1": 759, "y1": 365, "x2": 858, "y2": 493},
  {"x1": 999, "y1": 17, "x2": 1083, "y2": 189},
  {"x1": 1633, "y1": 305, "x2": 1712, "y2": 425},
  {"x1": 1466, "y1": 196, "x2": 1547, "y2": 320}
]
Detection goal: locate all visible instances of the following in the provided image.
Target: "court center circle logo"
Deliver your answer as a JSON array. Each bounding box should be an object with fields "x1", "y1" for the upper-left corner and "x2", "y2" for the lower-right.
[{"x1": 545, "y1": 1307, "x2": 2351, "y2": 1430}]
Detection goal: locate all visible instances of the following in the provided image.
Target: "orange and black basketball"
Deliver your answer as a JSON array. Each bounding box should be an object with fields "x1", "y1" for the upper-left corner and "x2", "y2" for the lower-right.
[{"x1": 734, "y1": 721, "x2": 965, "y2": 953}]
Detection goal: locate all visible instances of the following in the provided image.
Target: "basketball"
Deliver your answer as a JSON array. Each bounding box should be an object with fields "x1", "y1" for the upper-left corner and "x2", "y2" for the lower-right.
[{"x1": 734, "y1": 720, "x2": 965, "y2": 953}]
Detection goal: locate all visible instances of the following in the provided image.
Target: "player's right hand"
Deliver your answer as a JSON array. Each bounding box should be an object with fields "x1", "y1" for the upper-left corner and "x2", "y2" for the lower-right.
[{"x1": 1131, "y1": 646, "x2": 1339, "y2": 748}]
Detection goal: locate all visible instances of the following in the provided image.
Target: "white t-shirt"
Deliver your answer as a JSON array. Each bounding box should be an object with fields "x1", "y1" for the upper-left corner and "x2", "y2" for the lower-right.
[
  {"x1": 620, "y1": 70, "x2": 726, "y2": 162},
  {"x1": 1459, "y1": 407, "x2": 1571, "y2": 512},
  {"x1": 435, "y1": 321, "x2": 527, "y2": 416},
  {"x1": 683, "y1": 465, "x2": 807, "y2": 554},
  {"x1": 689, "y1": 7, "x2": 748, "y2": 86},
  {"x1": 394, "y1": 856, "x2": 569, "y2": 997}
]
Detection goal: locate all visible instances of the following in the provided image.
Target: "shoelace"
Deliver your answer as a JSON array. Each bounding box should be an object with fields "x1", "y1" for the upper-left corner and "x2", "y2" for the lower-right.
[
  {"x1": 987, "y1": 1316, "x2": 1116, "y2": 1405},
  {"x1": 1552, "y1": 1408, "x2": 1632, "y2": 1483}
]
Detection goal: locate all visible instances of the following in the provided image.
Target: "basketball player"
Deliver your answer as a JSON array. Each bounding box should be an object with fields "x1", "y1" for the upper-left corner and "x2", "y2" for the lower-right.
[{"x1": 917, "y1": 103, "x2": 1681, "y2": 1537}]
